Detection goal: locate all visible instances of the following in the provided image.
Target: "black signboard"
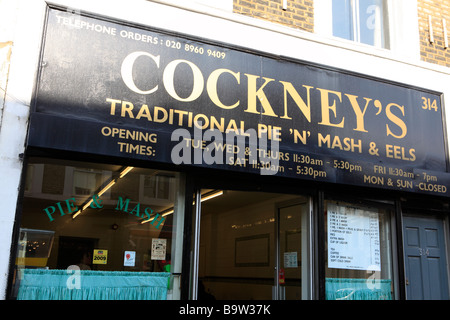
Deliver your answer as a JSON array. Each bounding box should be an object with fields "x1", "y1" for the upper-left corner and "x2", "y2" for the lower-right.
[{"x1": 29, "y1": 7, "x2": 450, "y2": 196}]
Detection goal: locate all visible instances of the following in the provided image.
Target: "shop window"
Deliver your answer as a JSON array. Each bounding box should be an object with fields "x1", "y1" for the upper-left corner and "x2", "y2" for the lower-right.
[
  {"x1": 73, "y1": 169, "x2": 105, "y2": 195},
  {"x1": 142, "y1": 174, "x2": 174, "y2": 202},
  {"x1": 195, "y1": 190, "x2": 311, "y2": 300},
  {"x1": 324, "y1": 200, "x2": 395, "y2": 300},
  {"x1": 24, "y1": 165, "x2": 35, "y2": 193},
  {"x1": 42, "y1": 164, "x2": 66, "y2": 195},
  {"x1": 11, "y1": 158, "x2": 185, "y2": 300},
  {"x1": 332, "y1": 0, "x2": 390, "y2": 48}
]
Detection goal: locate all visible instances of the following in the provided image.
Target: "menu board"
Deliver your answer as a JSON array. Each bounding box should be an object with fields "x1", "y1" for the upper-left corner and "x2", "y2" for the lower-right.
[
  {"x1": 151, "y1": 238, "x2": 167, "y2": 260},
  {"x1": 327, "y1": 203, "x2": 381, "y2": 271}
]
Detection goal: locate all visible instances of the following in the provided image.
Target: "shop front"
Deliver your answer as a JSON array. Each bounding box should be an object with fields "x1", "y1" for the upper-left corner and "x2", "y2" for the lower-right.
[
  {"x1": 6, "y1": 5, "x2": 450, "y2": 300},
  {"x1": 11, "y1": 159, "x2": 185, "y2": 300}
]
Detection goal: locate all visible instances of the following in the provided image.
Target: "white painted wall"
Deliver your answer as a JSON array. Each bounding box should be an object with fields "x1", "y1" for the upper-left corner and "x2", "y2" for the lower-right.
[
  {"x1": 0, "y1": 0, "x2": 47, "y2": 299},
  {"x1": 0, "y1": 0, "x2": 449, "y2": 298}
]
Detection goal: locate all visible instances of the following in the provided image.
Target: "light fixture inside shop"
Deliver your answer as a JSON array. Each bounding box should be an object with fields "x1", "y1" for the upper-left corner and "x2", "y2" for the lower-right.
[
  {"x1": 72, "y1": 166, "x2": 133, "y2": 219},
  {"x1": 140, "y1": 190, "x2": 224, "y2": 225},
  {"x1": 141, "y1": 208, "x2": 174, "y2": 225},
  {"x1": 119, "y1": 166, "x2": 134, "y2": 178},
  {"x1": 198, "y1": 190, "x2": 224, "y2": 203}
]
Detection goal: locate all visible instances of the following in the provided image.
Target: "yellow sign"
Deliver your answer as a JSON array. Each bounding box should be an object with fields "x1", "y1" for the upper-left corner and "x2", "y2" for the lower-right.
[{"x1": 93, "y1": 249, "x2": 108, "y2": 264}]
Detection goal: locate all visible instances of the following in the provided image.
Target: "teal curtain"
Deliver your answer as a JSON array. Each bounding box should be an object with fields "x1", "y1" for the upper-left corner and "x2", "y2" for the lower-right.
[
  {"x1": 326, "y1": 278, "x2": 392, "y2": 300},
  {"x1": 17, "y1": 269, "x2": 170, "y2": 300}
]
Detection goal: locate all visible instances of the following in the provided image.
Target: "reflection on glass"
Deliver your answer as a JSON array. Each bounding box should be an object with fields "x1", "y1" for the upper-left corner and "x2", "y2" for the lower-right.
[
  {"x1": 278, "y1": 202, "x2": 309, "y2": 300},
  {"x1": 324, "y1": 200, "x2": 394, "y2": 300},
  {"x1": 332, "y1": 0, "x2": 389, "y2": 48},
  {"x1": 197, "y1": 190, "x2": 310, "y2": 300},
  {"x1": 359, "y1": 0, "x2": 388, "y2": 47},
  {"x1": 11, "y1": 158, "x2": 184, "y2": 300},
  {"x1": 332, "y1": 0, "x2": 354, "y2": 40}
]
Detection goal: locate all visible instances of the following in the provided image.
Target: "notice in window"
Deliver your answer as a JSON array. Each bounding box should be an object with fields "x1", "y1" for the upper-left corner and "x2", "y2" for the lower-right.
[
  {"x1": 327, "y1": 203, "x2": 380, "y2": 271},
  {"x1": 284, "y1": 252, "x2": 298, "y2": 268},
  {"x1": 151, "y1": 238, "x2": 167, "y2": 260},
  {"x1": 124, "y1": 251, "x2": 136, "y2": 267},
  {"x1": 93, "y1": 249, "x2": 108, "y2": 265}
]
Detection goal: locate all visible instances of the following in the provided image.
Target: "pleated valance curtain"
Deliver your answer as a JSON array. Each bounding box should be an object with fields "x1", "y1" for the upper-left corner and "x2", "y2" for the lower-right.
[
  {"x1": 17, "y1": 269, "x2": 170, "y2": 300},
  {"x1": 326, "y1": 278, "x2": 392, "y2": 300}
]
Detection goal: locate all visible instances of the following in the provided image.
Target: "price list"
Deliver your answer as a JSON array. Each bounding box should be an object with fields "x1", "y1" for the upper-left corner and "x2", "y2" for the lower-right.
[{"x1": 327, "y1": 204, "x2": 381, "y2": 271}]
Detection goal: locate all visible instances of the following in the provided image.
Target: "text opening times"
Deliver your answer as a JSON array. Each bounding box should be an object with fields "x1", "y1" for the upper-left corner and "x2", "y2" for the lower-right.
[{"x1": 99, "y1": 122, "x2": 448, "y2": 196}]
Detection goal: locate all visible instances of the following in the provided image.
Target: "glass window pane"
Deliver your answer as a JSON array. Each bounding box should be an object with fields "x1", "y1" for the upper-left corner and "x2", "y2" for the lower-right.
[
  {"x1": 332, "y1": 0, "x2": 354, "y2": 41},
  {"x1": 196, "y1": 190, "x2": 311, "y2": 300},
  {"x1": 359, "y1": 0, "x2": 389, "y2": 48},
  {"x1": 73, "y1": 169, "x2": 104, "y2": 195},
  {"x1": 332, "y1": 0, "x2": 390, "y2": 48},
  {"x1": 11, "y1": 158, "x2": 185, "y2": 300},
  {"x1": 325, "y1": 200, "x2": 395, "y2": 300}
]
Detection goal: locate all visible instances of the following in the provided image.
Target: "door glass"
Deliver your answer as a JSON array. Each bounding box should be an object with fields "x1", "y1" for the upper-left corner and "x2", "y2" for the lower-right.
[
  {"x1": 196, "y1": 189, "x2": 310, "y2": 300},
  {"x1": 278, "y1": 202, "x2": 310, "y2": 299}
]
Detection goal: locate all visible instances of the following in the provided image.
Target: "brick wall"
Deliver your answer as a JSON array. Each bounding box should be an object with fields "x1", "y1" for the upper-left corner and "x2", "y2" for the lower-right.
[
  {"x1": 417, "y1": 0, "x2": 450, "y2": 67},
  {"x1": 231, "y1": 0, "x2": 450, "y2": 68},
  {"x1": 233, "y1": 0, "x2": 314, "y2": 32}
]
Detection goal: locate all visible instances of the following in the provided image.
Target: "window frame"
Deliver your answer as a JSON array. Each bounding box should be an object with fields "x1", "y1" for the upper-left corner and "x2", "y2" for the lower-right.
[
  {"x1": 331, "y1": 0, "x2": 390, "y2": 48},
  {"x1": 10, "y1": 157, "x2": 187, "y2": 300},
  {"x1": 315, "y1": 0, "x2": 421, "y2": 59},
  {"x1": 322, "y1": 195, "x2": 400, "y2": 300},
  {"x1": 328, "y1": 0, "x2": 390, "y2": 48}
]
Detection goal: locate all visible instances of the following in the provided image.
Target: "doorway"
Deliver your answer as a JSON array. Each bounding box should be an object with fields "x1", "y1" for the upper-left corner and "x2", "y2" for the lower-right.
[
  {"x1": 56, "y1": 236, "x2": 98, "y2": 270},
  {"x1": 193, "y1": 189, "x2": 311, "y2": 300},
  {"x1": 403, "y1": 215, "x2": 449, "y2": 300}
]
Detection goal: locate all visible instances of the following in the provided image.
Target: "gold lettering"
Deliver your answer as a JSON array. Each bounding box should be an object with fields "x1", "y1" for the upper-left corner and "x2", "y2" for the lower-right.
[
  {"x1": 317, "y1": 134, "x2": 361, "y2": 153},
  {"x1": 121, "y1": 101, "x2": 134, "y2": 118},
  {"x1": 386, "y1": 144, "x2": 415, "y2": 161},
  {"x1": 244, "y1": 74, "x2": 277, "y2": 117},
  {"x1": 210, "y1": 116, "x2": 225, "y2": 132},
  {"x1": 279, "y1": 82, "x2": 312, "y2": 122},
  {"x1": 226, "y1": 119, "x2": 239, "y2": 134},
  {"x1": 331, "y1": 136, "x2": 342, "y2": 149},
  {"x1": 193, "y1": 113, "x2": 209, "y2": 129},
  {"x1": 174, "y1": 110, "x2": 188, "y2": 126},
  {"x1": 136, "y1": 104, "x2": 152, "y2": 120},
  {"x1": 153, "y1": 106, "x2": 168, "y2": 123},
  {"x1": 386, "y1": 103, "x2": 407, "y2": 139},
  {"x1": 345, "y1": 94, "x2": 371, "y2": 132},
  {"x1": 318, "y1": 133, "x2": 330, "y2": 147},
  {"x1": 409, "y1": 148, "x2": 416, "y2": 162},
  {"x1": 317, "y1": 88, "x2": 344, "y2": 128},
  {"x1": 107, "y1": 98, "x2": 122, "y2": 115}
]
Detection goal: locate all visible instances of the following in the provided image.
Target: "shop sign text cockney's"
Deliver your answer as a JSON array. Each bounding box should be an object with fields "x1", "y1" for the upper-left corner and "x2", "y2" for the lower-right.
[{"x1": 29, "y1": 8, "x2": 450, "y2": 196}]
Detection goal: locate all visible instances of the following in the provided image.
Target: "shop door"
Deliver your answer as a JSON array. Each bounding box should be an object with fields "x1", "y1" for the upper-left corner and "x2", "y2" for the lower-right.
[
  {"x1": 193, "y1": 189, "x2": 310, "y2": 300},
  {"x1": 403, "y1": 216, "x2": 449, "y2": 300},
  {"x1": 275, "y1": 200, "x2": 310, "y2": 299}
]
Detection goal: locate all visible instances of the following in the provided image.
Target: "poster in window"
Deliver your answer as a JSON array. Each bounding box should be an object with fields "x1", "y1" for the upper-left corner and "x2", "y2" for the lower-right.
[
  {"x1": 93, "y1": 249, "x2": 108, "y2": 265},
  {"x1": 327, "y1": 203, "x2": 381, "y2": 271},
  {"x1": 284, "y1": 252, "x2": 298, "y2": 268},
  {"x1": 123, "y1": 251, "x2": 136, "y2": 267},
  {"x1": 151, "y1": 238, "x2": 167, "y2": 260}
]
